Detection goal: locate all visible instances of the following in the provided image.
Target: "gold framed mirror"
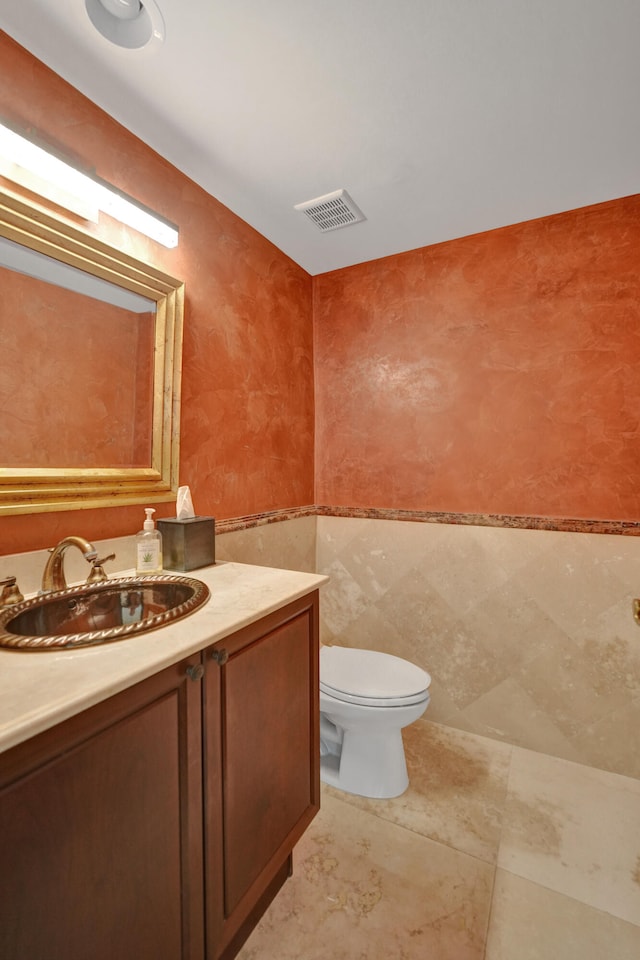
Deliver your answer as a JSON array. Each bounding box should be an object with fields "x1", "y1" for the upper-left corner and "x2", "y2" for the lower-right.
[{"x1": 0, "y1": 189, "x2": 183, "y2": 515}]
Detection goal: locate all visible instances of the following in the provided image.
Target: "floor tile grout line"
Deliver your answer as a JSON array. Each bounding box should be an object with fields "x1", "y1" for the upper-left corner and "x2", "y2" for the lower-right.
[
  {"x1": 494, "y1": 738, "x2": 517, "y2": 871},
  {"x1": 489, "y1": 864, "x2": 640, "y2": 933},
  {"x1": 446, "y1": 731, "x2": 515, "y2": 959},
  {"x1": 321, "y1": 783, "x2": 500, "y2": 869},
  {"x1": 482, "y1": 738, "x2": 517, "y2": 957},
  {"x1": 481, "y1": 864, "x2": 499, "y2": 960}
]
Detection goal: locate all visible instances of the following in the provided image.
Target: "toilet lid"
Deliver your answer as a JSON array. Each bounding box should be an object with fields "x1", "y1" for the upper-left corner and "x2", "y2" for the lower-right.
[{"x1": 320, "y1": 646, "x2": 431, "y2": 707}]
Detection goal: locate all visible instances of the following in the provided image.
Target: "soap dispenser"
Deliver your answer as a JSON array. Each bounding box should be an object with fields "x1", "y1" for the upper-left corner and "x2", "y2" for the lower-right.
[{"x1": 136, "y1": 508, "x2": 163, "y2": 574}]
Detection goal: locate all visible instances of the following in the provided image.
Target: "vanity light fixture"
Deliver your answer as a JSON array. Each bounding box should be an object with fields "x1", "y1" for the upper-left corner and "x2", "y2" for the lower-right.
[
  {"x1": 0, "y1": 121, "x2": 179, "y2": 248},
  {"x1": 85, "y1": 0, "x2": 166, "y2": 50}
]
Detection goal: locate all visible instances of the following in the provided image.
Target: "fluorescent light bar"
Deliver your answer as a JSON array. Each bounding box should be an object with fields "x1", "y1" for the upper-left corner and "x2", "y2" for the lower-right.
[{"x1": 0, "y1": 122, "x2": 178, "y2": 248}]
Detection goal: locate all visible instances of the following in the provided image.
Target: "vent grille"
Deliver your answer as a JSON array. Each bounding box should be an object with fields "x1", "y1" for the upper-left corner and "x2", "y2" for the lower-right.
[{"x1": 294, "y1": 189, "x2": 366, "y2": 232}]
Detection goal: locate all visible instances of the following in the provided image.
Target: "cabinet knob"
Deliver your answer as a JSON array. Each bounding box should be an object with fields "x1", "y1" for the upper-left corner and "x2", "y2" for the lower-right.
[
  {"x1": 186, "y1": 663, "x2": 205, "y2": 682},
  {"x1": 210, "y1": 648, "x2": 228, "y2": 665}
]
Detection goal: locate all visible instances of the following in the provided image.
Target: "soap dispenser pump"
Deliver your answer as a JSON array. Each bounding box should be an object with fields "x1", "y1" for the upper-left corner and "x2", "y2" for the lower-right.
[{"x1": 136, "y1": 508, "x2": 163, "y2": 574}]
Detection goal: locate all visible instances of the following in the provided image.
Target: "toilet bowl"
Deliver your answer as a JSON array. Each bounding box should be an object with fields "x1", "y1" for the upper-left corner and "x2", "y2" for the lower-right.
[{"x1": 319, "y1": 645, "x2": 431, "y2": 799}]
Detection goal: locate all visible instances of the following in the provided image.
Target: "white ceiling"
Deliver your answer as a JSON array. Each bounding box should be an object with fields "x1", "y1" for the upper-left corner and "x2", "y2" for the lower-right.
[{"x1": 2, "y1": 1, "x2": 640, "y2": 275}]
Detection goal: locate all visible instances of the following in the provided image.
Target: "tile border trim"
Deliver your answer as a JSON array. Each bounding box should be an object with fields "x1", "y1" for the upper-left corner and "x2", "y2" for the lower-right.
[
  {"x1": 216, "y1": 505, "x2": 640, "y2": 537},
  {"x1": 215, "y1": 505, "x2": 318, "y2": 534}
]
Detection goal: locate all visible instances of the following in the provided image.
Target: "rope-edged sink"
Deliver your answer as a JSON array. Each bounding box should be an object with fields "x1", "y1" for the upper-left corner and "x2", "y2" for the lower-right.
[{"x1": 0, "y1": 575, "x2": 210, "y2": 650}]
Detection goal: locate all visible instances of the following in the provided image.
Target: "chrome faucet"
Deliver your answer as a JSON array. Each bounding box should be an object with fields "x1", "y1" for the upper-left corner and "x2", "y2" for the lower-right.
[{"x1": 41, "y1": 536, "x2": 98, "y2": 593}]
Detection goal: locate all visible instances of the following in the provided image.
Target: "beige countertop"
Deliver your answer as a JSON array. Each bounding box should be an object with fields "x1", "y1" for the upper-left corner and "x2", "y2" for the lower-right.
[{"x1": 0, "y1": 561, "x2": 327, "y2": 755}]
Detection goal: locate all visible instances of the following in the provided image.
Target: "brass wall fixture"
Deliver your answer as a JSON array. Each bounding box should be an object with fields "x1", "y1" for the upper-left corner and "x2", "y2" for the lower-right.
[{"x1": 633, "y1": 598, "x2": 640, "y2": 625}]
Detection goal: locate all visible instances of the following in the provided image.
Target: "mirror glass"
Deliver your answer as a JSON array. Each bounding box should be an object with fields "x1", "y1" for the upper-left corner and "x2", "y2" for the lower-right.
[
  {"x1": 0, "y1": 237, "x2": 156, "y2": 469},
  {"x1": 0, "y1": 190, "x2": 184, "y2": 515}
]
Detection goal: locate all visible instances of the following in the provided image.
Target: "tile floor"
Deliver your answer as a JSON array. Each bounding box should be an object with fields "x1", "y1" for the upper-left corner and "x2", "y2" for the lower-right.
[{"x1": 237, "y1": 719, "x2": 640, "y2": 959}]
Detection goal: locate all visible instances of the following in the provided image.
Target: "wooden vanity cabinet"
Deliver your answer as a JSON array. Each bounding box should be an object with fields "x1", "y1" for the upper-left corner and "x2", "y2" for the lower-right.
[
  {"x1": 203, "y1": 592, "x2": 320, "y2": 960},
  {"x1": 0, "y1": 589, "x2": 319, "y2": 960},
  {"x1": 0, "y1": 654, "x2": 205, "y2": 960}
]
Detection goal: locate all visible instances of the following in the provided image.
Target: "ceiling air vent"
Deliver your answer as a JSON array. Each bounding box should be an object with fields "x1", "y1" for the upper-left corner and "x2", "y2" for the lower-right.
[{"x1": 294, "y1": 189, "x2": 366, "y2": 232}]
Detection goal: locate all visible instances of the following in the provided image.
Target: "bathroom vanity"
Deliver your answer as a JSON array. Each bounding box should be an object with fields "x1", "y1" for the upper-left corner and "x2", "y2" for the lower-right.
[{"x1": 0, "y1": 561, "x2": 326, "y2": 960}]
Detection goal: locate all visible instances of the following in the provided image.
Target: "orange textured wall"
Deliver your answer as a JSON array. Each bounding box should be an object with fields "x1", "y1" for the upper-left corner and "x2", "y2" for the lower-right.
[
  {"x1": 3, "y1": 34, "x2": 639, "y2": 558},
  {"x1": 314, "y1": 196, "x2": 640, "y2": 520},
  {"x1": 0, "y1": 33, "x2": 314, "y2": 554}
]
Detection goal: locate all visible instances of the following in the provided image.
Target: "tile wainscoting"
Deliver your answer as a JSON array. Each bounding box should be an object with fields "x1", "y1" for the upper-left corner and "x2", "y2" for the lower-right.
[
  {"x1": 215, "y1": 513, "x2": 317, "y2": 573},
  {"x1": 0, "y1": 508, "x2": 636, "y2": 779},
  {"x1": 315, "y1": 516, "x2": 640, "y2": 780},
  {"x1": 217, "y1": 510, "x2": 640, "y2": 780}
]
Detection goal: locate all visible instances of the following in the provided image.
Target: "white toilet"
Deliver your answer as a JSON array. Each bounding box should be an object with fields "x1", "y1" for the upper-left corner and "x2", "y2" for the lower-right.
[{"x1": 319, "y1": 645, "x2": 431, "y2": 799}]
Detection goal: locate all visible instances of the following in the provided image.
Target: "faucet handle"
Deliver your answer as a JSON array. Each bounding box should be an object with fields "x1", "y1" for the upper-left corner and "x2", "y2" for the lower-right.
[
  {"x1": 0, "y1": 575, "x2": 24, "y2": 607},
  {"x1": 86, "y1": 554, "x2": 116, "y2": 584}
]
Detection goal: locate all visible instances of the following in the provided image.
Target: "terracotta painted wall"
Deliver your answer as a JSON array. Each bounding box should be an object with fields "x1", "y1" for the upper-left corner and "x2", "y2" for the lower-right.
[
  {"x1": 314, "y1": 197, "x2": 640, "y2": 521},
  {"x1": 0, "y1": 33, "x2": 314, "y2": 555},
  {"x1": 2, "y1": 32, "x2": 639, "y2": 560}
]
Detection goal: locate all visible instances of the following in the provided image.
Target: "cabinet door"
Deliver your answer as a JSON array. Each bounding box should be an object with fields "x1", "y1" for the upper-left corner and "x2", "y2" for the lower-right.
[
  {"x1": 204, "y1": 592, "x2": 320, "y2": 959},
  {"x1": 0, "y1": 656, "x2": 205, "y2": 960}
]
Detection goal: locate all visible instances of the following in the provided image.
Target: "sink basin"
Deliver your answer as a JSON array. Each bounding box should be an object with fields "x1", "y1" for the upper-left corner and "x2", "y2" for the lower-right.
[{"x1": 0, "y1": 575, "x2": 211, "y2": 650}]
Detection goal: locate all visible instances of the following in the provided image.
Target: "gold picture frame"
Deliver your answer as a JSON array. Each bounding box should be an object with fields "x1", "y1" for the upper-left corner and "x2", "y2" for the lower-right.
[{"x1": 0, "y1": 189, "x2": 183, "y2": 515}]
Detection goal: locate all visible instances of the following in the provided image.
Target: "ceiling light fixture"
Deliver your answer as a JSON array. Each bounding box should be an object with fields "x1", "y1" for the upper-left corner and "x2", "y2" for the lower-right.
[
  {"x1": 85, "y1": 0, "x2": 165, "y2": 49},
  {"x1": 0, "y1": 122, "x2": 179, "y2": 248}
]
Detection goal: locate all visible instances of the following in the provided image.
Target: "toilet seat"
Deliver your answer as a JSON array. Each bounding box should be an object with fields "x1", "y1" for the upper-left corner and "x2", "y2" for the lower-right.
[{"x1": 320, "y1": 646, "x2": 431, "y2": 708}]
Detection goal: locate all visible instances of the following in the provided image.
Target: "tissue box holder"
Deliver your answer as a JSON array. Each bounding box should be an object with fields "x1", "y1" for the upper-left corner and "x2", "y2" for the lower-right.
[{"x1": 157, "y1": 516, "x2": 215, "y2": 572}]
